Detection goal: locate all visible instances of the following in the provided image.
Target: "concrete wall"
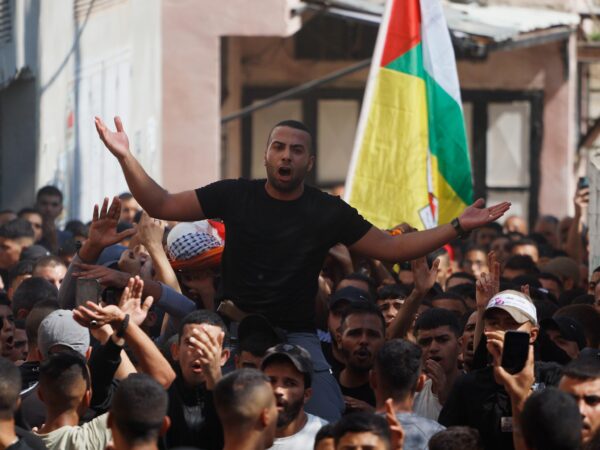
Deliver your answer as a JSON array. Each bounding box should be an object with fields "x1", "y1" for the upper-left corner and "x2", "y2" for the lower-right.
[
  {"x1": 36, "y1": 0, "x2": 161, "y2": 221},
  {"x1": 161, "y1": 0, "x2": 301, "y2": 192}
]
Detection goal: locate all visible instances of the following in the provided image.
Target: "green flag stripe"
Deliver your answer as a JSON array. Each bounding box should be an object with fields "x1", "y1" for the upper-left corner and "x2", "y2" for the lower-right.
[{"x1": 385, "y1": 44, "x2": 473, "y2": 204}]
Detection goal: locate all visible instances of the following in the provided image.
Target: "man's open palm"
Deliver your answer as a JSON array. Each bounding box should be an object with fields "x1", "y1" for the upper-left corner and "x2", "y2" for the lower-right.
[{"x1": 95, "y1": 116, "x2": 130, "y2": 159}]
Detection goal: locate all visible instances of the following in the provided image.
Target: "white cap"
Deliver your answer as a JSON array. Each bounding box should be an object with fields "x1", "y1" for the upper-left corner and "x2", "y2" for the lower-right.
[{"x1": 485, "y1": 290, "x2": 538, "y2": 326}]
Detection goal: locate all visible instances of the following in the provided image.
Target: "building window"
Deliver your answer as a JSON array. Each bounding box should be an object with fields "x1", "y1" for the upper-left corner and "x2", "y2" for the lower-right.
[
  {"x1": 463, "y1": 90, "x2": 543, "y2": 226},
  {"x1": 242, "y1": 87, "x2": 363, "y2": 189}
]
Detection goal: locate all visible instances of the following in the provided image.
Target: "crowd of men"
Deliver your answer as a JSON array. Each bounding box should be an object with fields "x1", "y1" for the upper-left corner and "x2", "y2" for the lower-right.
[{"x1": 0, "y1": 117, "x2": 596, "y2": 449}]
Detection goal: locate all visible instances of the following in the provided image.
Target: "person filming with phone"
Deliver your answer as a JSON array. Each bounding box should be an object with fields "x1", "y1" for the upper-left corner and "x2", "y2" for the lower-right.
[{"x1": 439, "y1": 290, "x2": 562, "y2": 450}]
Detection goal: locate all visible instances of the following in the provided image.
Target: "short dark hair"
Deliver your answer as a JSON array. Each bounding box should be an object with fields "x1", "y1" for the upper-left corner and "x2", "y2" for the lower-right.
[
  {"x1": 431, "y1": 292, "x2": 468, "y2": 308},
  {"x1": 0, "y1": 218, "x2": 34, "y2": 240},
  {"x1": 520, "y1": 388, "x2": 581, "y2": 450},
  {"x1": 6, "y1": 259, "x2": 34, "y2": 288},
  {"x1": 446, "y1": 272, "x2": 476, "y2": 286},
  {"x1": 428, "y1": 427, "x2": 483, "y2": 450},
  {"x1": 269, "y1": 120, "x2": 314, "y2": 152},
  {"x1": 25, "y1": 300, "x2": 59, "y2": 346},
  {"x1": 340, "y1": 302, "x2": 386, "y2": 335},
  {"x1": 375, "y1": 339, "x2": 422, "y2": 398},
  {"x1": 555, "y1": 304, "x2": 600, "y2": 348},
  {"x1": 537, "y1": 272, "x2": 564, "y2": 291},
  {"x1": 118, "y1": 192, "x2": 134, "y2": 201},
  {"x1": 0, "y1": 357, "x2": 21, "y2": 420},
  {"x1": 332, "y1": 412, "x2": 391, "y2": 450},
  {"x1": 562, "y1": 356, "x2": 600, "y2": 381},
  {"x1": 314, "y1": 423, "x2": 334, "y2": 449},
  {"x1": 239, "y1": 333, "x2": 280, "y2": 358},
  {"x1": 463, "y1": 244, "x2": 487, "y2": 256},
  {"x1": 504, "y1": 255, "x2": 539, "y2": 275},
  {"x1": 12, "y1": 277, "x2": 58, "y2": 316},
  {"x1": 447, "y1": 284, "x2": 476, "y2": 303},
  {"x1": 110, "y1": 374, "x2": 168, "y2": 444},
  {"x1": 34, "y1": 255, "x2": 67, "y2": 272},
  {"x1": 65, "y1": 220, "x2": 88, "y2": 238},
  {"x1": 36, "y1": 185, "x2": 63, "y2": 202},
  {"x1": 214, "y1": 368, "x2": 272, "y2": 426},
  {"x1": 17, "y1": 207, "x2": 42, "y2": 218},
  {"x1": 377, "y1": 284, "x2": 411, "y2": 301},
  {"x1": 39, "y1": 351, "x2": 90, "y2": 408},
  {"x1": 341, "y1": 272, "x2": 377, "y2": 301},
  {"x1": 178, "y1": 310, "x2": 229, "y2": 347},
  {"x1": 414, "y1": 307, "x2": 461, "y2": 337}
]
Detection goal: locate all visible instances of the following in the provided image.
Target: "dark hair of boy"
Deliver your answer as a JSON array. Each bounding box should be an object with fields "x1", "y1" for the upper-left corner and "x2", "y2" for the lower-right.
[
  {"x1": 109, "y1": 374, "x2": 169, "y2": 444},
  {"x1": 520, "y1": 388, "x2": 581, "y2": 450},
  {"x1": 339, "y1": 302, "x2": 386, "y2": 334},
  {"x1": 332, "y1": 412, "x2": 391, "y2": 450},
  {"x1": 177, "y1": 309, "x2": 230, "y2": 347},
  {"x1": 0, "y1": 219, "x2": 34, "y2": 240},
  {"x1": 414, "y1": 308, "x2": 461, "y2": 337},
  {"x1": 428, "y1": 426, "x2": 483, "y2": 450},
  {"x1": 12, "y1": 277, "x2": 58, "y2": 318},
  {"x1": 377, "y1": 284, "x2": 411, "y2": 301},
  {"x1": 374, "y1": 339, "x2": 422, "y2": 399}
]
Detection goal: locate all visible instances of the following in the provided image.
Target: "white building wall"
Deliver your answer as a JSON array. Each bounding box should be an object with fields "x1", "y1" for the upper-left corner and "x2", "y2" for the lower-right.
[{"x1": 36, "y1": 0, "x2": 161, "y2": 222}]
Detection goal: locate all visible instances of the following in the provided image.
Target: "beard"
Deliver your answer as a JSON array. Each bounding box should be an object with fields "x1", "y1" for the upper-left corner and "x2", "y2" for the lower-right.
[
  {"x1": 265, "y1": 162, "x2": 308, "y2": 193},
  {"x1": 276, "y1": 396, "x2": 304, "y2": 428}
]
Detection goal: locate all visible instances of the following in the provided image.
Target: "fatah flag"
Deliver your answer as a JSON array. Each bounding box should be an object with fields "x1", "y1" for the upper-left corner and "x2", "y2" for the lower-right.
[{"x1": 344, "y1": 0, "x2": 473, "y2": 230}]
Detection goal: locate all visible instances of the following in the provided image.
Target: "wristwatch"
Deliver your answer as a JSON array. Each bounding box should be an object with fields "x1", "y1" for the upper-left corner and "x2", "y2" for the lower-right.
[
  {"x1": 116, "y1": 314, "x2": 130, "y2": 338},
  {"x1": 451, "y1": 218, "x2": 470, "y2": 239}
]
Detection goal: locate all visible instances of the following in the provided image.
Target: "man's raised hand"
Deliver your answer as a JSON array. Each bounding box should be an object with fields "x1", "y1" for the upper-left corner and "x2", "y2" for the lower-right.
[
  {"x1": 87, "y1": 197, "x2": 136, "y2": 252},
  {"x1": 95, "y1": 116, "x2": 130, "y2": 160},
  {"x1": 458, "y1": 198, "x2": 511, "y2": 232}
]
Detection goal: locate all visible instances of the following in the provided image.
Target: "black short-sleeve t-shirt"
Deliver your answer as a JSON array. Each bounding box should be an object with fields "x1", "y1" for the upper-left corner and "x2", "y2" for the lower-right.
[{"x1": 196, "y1": 179, "x2": 372, "y2": 331}]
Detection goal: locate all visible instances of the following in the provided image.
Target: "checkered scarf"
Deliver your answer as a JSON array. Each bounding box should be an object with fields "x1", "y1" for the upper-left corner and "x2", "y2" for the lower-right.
[{"x1": 167, "y1": 231, "x2": 222, "y2": 261}]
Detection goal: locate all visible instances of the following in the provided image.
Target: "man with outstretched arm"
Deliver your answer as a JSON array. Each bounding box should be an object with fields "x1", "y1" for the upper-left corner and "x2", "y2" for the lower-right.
[{"x1": 96, "y1": 116, "x2": 510, "y2": 421}]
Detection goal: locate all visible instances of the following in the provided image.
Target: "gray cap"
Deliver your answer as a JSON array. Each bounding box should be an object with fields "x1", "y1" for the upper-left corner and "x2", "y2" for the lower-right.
[{"x1": 38, "y1": 309, "x2": 90, "y2": 358}]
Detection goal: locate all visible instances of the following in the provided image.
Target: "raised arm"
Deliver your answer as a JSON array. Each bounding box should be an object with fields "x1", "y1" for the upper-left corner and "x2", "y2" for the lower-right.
[
  {"x1": 350, "y1": 199, "x2": 510, "y2": 262},
  {"x1": 95, "y1": 116, "x2": 203, "y2": 221}
]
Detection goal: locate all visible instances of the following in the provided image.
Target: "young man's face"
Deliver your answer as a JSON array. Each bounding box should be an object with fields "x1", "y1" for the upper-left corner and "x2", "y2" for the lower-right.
[
  {"x1": 0, "y1": 237, "x2": 27, "y2": 270},
  {"x1": 340, "y1": 313, "x2": 385, "y2": 373},
  {"x1": 376, "y1": 298, "x2": 404, "y2": 328},
  {"x1": 36, "y1": 194, "x2": 63, "y2": 220},
  {"x1": 172, "y1": 323, "x2": 226, "y2": 387},
  {"x1": 119, "y1": 198, "x2": 140, "y2": 224},
  {"x1": 461, "y1": 250, "x2": 488, "y2": 278},
  {"x1": 336, "y1": 432, "x2": 389, "y2": 450},
  {"x1": 483, "y1": 308, "x2": 538, "y2": 343},
  {"x1": 545, "y1": 329, "x2": 579, "y2": 361},
  {"x1": 511, "y1": 244, "x2": 539, "y2": 263},
  {"x1": 263, "y1": 359, "x2": 310, "y2": 428},
  {"x1": 9, "y1": 328, "x2": 27, "y2": 362},
  {"x1": 264, "y1": 126, "x2": 314, "y2": 194},
  {"x1": 559, "y1": 376, "x2": 600, "y2": 444},
  {"x1": 235, "y1": 350, "x2": 263, "y2": 370},
  {"x1": 460, "y1": 312, "x2": 477, "y2": 368},
  {"x1": 33, "y1": 264, "x2": 67, "y2": 289},
  {"x1": 21, "y1": 212, "x2": 43, "y2": 242},
  {"x1": 0, "y1": 305, "x2": 15, "y2": 359},
  {"x1": 416, "y1": 325, "x2": 460, "y2": 374}
]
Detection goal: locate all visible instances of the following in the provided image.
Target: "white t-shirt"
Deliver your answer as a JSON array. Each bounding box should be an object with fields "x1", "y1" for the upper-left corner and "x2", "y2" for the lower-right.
[
  {"x1": 34, "y1": 413, "x2": 112, "y2": 450},
  {"x1": 413, "y1": 378, "x2": 442, "y2": 421},
  {"x1": 269, "y1": 413, "x2": 328, "y2": 450}
]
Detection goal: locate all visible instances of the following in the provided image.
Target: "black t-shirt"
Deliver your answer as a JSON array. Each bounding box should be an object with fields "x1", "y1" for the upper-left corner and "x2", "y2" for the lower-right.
[
  {"x1": 164, "y1": 374, "x2": 223, "y2": 450},
  {"x1": 336, "y1": 378, "x2": 376, "y2": 412},
  {"x1": 439, "y1": 362, "x2": 562, "y2": 450},
  {"x1": 196, "y1": 179, "x2": 372, "y2": 331}
]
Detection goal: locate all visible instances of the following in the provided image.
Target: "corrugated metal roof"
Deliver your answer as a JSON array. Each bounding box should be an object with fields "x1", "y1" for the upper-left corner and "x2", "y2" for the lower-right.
[{"x1": 303, "y1": 0, "x2": 579, "y2": 43}]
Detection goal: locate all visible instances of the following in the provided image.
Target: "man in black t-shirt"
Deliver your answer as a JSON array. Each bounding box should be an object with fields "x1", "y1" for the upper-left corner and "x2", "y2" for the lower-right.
[{"x1": 96, "y1": 116, "x2": 511, "y2": 420}]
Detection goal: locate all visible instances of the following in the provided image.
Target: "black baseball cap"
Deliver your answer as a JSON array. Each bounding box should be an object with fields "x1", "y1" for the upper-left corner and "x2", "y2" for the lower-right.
[
  {"x1": 541, "y1": 316, "x2": 587, "y2": 350},
  {"x1": 261, "y1": 343, "x2": 313, "y2": 387},
  {"x1": 329, "y1": 286, "x2": 371, "y2": 310}
]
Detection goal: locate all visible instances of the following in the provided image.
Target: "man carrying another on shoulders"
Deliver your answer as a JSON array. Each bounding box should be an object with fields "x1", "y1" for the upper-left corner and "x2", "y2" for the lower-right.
[{"x1": 96, "y1": 116, "x2": 510, "y2": 422}]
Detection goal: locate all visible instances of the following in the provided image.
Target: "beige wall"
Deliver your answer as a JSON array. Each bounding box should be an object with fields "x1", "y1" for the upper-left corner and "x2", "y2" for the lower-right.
[{"x1": 161, "y1": 0, "x2": 300, "y2": 192}]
